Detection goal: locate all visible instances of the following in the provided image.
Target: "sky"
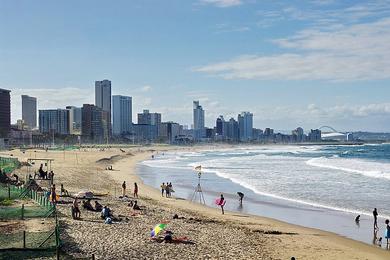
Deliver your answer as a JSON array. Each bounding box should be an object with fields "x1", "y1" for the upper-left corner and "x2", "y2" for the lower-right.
[{"x1": 1, "y1": 0, "x2": 390, "y2": 132}]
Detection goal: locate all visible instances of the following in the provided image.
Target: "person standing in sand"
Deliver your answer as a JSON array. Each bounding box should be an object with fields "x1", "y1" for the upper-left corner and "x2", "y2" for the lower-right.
[
  {"x1": 219, "y1": 194, "x2": 225, "y2": 215},
  {"x1": 122, "y1": 181, "x2": 126, "y2": 197},
  {"x1": 161, "y1": 182, "x2": 166, "y2": 197},
  {"x1": 385, "y1": 219, "x2": 390, "y2": 248},
  {"x1": 134, "y1": 182, "x2": 138, "y2": 198},
  {"x1": 373, "y1": 208, "x2": 378, "y2": 230}
]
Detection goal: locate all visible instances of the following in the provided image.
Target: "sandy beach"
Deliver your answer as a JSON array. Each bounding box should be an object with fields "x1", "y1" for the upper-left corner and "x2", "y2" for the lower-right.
[{"x1": 4, "y1": 146, "x2": 390, "y2": 259}]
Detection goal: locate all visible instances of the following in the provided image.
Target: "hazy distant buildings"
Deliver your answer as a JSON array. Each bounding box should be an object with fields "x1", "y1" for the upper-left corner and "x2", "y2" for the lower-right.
[
  {"x1": 0, "y1": 88, "x2": 11, "y2": 138},
  {"x1": 22, "y1": 95, "x2": 37, "y2": 129},
  {"x1": 238, "y1": 112, "x2": 253, "y2": 142},
  {"x1": 81, "y1": 104, "x2": 104, "y2": 142},
  {"x1": 66, "y1": 106, "x2": 82, "y2": 135},
  {"x1": 95, "y1": 80, "x2": 112, "y2": 139},
  {"x1": 137, "y1": 110, "x2": 161, "y2": 126},
  {"x1": 308, "y1": 129, "x2": 322, "y2": 142},
  {"x1": 159, "y1": 122, "x2": 181, "y2": 143},
  {"x1": 292, "y1": 127, "x2": 305, "y2": 142},
  {"x1": 112, "y1": 95, "x2": 132, "y2": 135},
  {"x1": 193, "y1": 101, "x2": 205, "y2": 140},
  {"x1": 39, "y1": 109, "x2": 69, "y2": 135}
]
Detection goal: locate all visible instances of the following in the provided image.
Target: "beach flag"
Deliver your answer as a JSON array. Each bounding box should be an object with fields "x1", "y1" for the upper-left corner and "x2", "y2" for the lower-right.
[
  {"x1": 150, "y1": 223, "x2": 167, "y2": 237},
  {"x1": 195, "y1": 165, "x2": 202, "y2": 171}
]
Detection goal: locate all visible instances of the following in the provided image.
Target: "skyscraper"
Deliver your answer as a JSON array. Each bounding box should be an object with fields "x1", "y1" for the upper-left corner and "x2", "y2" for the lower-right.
[
  {"x1": 193, "y1": 101, "x2": 205, "y2": 140},
  {"x1": 81, "y1": 104, "x2": 104, "y2": 142},
  {"x1": 95, "y1": 80, "x2": 112, "y2": 138},
  {"x1": 66, "y1": 106, "x2": 82, "y2": 135},
  {"x1": 22, "y1": 95, "x2": 37, "y2": 129},
  {"x1": 137, "y1": 110, "x2": 161, "y2": 126},
  {"x1": 39, "y1": 109, "x2": 69, "y2": 135},
  {"x1": 238, "y1": 112, "x2": 253, "y2": 142},
  {"x1": 0, "y1": 88, "x2": 11, "y2": 138},
  {"x1": 112, "y1": 95, "x2": 132, "y2": 135}
]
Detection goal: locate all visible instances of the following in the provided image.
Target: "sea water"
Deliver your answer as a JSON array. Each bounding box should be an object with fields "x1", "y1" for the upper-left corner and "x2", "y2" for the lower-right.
[{"x1": 137, "y1": 144, "x2": 390, "y2": 245}]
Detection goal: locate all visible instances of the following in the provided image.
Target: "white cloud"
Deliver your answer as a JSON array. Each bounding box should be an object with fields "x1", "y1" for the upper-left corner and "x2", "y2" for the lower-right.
[
  {"x1": 200, "y1": 0, "x2": 242, "y2": 8},
  {"x1": 195, "y1": 18, "x2": 390, "y2": 81},
  {"x1": 139, "y1": 85, "x2": 152, "y2": 92}
]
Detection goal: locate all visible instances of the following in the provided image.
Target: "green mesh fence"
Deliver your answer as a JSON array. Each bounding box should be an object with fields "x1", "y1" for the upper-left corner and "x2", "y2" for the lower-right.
[
  {"x1": 0, "y1": 157, "x2": 20, "y2": 174},
  {"x1": 0, "y1": 230, "x2": 56, "y2": 249},
  {"x1": 0, "y1": 184, "x2": 23, "y2": 201}
]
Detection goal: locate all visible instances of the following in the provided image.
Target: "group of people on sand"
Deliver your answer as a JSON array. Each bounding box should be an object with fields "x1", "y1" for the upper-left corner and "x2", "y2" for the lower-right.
[
  {"x1": 71, "y1": 197, "x2": 106, "y2": 220},
  {"x1": 121, "y1": 181, "x2": 139, "y2": 198},
  {"x1": 160, "y1": 182, "x2": 174, "y2": 197},
  {"x1": 34, "y1": 164, "x2": 55, "y2": 182}
]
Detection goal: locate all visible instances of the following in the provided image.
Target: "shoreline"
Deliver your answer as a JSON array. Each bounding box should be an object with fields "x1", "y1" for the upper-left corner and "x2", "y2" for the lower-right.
[{"x1": 110, "y1": 148, "x2": 389, "y2": 259}]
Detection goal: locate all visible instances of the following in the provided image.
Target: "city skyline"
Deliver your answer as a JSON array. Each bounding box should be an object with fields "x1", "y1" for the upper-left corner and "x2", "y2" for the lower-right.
[{"x1": 1, "y1": 1, "x2": 390, "y2": 132}]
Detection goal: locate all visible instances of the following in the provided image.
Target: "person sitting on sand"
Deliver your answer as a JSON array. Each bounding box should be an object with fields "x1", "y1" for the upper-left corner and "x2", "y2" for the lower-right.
[
  {"x1": 82, "y1": 199, "x2": 94, "y2": 211},
  {"x1": 132, "y1": 200, "x2": 142, "y2": 210},
  {"x1": 72, "y1": 197, "x2": 81, "y2": 219},
  {"x1": 95, "y1": 200, "x2": 103, "y2": 212},
  {"x1": 60, "y1": 184, "x2": 69, "y2": 197},
  {"x1": 101, "y1": 206, "x2": 111, "y2": 219}
]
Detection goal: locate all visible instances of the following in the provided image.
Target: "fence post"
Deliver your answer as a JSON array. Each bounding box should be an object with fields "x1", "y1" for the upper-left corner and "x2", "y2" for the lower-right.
[
  {"x1": 23, "y1": 231, "x2": 26, "y2": 248},
  {"x1": 92, "y1": 254, "x2": 95, "y2": 260},
  {"x1": 21, "y1": 204, "x2": 24, "y2": 220},
  {"x1": 8, "y1": 185, "x2": 11, "y2": 199}
]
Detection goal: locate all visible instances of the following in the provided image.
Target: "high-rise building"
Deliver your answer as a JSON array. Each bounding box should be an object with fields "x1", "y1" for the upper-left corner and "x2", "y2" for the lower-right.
[
  {"x1": 193, "y1": 101, "x2": 205, "y2": 140},
  {"x1": 292, "y1": 127, "x2": 305, "y2": 142},
  {"x1": 95, "y1": 80, "x2": 112, "y2": 138},
  {"x1": 39, "y1": 109, "x2": 69, "y2": 135},
  {"x1": 81, "y1": 104, "x2": 104, "y2": 142},
  {"x1": 159, "y1": 122, "x2": 181, "y2": 143},
  {"x1": 238, "y1": 112, "x2": 253, "y2": 142},
  {"x1": 216, "y1": 116, "x2": 224, "y2": 136},
  {"x1": 0, "y1": 88, "x2": 11, "y2": 138},
  {"x1": 227, "y1": 118, "x2": 239, "y2": 141},
  {"x1": 112, "y1": 95, "x2": 132, "y2": 135},
  {"x1": 137, "y1": 110, "x2": 161, "y2": 126},
  {"x1": 21, "y1": 95, "x2": 37, "y2": 129},
  {"x1": 308, "y1": 129, "x2": 322, "y2": 142},
  {"x1": 66, "y1": 106, "x2": 82, "y2": 135}
]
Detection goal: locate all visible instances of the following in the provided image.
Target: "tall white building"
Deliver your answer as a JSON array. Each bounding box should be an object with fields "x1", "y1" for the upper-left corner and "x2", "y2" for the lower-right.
[
  {"x1": 193, "y1": 101, "x2": 205, "y2": 140},
  {"x1": 22, "y1": 95, "x2": 37, "y2": 129},
  {"x1": 238, "y1": 112, "x2": 253, "y2": 142},
  {"x1": 112, "y1": 95, "x2": 132, "y2": 135},
  {"x1": 95, "y1": 80, "x2": 112, "y2": 138}
]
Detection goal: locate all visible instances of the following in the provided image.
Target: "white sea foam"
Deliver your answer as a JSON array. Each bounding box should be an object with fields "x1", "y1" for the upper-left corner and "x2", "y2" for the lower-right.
[{"x1": 306, "y1": 157, "x2": 390, "y2": 180}]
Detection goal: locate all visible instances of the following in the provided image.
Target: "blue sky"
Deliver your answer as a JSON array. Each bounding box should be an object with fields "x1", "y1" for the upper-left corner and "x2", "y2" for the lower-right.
[{"x1": 1, "y1": 0, "x2": 390, "y2": 132}]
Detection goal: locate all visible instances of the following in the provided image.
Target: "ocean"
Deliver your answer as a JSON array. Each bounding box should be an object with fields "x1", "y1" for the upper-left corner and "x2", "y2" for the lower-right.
[{"x1": 137, "y1": 144, "x2": 390, "y2": 244}]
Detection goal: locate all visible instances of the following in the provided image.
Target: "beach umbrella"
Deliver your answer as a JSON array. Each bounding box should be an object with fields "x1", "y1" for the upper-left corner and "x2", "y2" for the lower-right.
[{"x1": 150, "y1": 223, "x2": 167, "y2": 237}]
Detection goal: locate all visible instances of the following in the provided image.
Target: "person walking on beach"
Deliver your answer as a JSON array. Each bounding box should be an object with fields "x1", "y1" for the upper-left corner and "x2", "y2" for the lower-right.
[
  {"x1": 219, "y1": 194, "x2": 225, "y2": 215},
  {"x1": 134, "y1": 182, "x2": 139, "y2": 198},
  {"x1": 161, "y1": 182, "x2": 166, "y2": 197},
  {"x1": 122, "y1": 181, "x2": 127, "y2": 197},
  {"x1": 373, "y1": 208, "x2": 379, "y2": 230}
]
